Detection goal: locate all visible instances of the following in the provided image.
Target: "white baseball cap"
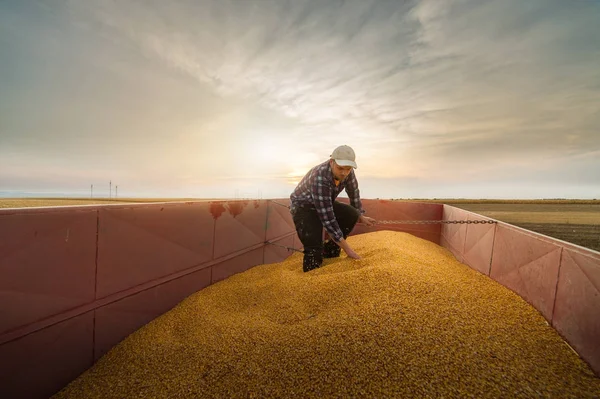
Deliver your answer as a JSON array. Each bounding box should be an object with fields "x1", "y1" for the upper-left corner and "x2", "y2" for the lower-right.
[{"x1": 330, "y1": 145, "x2": 357, "y2": 169}]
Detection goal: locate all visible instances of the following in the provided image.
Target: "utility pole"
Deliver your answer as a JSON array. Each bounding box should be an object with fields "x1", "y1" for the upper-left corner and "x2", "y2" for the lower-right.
[
  {"x1": 109, "y1": 181, "x2": 112, "y2": 199},
  {"x1": 91, "y1": 184, "x2": 93, "y2": 198},
  {"x1": 116, "y1": 185, "x2": 118, "y2": 198}
]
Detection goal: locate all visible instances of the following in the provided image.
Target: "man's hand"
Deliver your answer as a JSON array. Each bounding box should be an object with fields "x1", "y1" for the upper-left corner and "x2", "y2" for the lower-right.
[
  {"x1": 359, "y1": 215, "x2": 377, "y2": 226},
  {"x1": 337, "y1": 238, "x2": 361, "y2": 260},
  {"x1": 345, "y1": 248, "x2": 361, "y2": 259}
]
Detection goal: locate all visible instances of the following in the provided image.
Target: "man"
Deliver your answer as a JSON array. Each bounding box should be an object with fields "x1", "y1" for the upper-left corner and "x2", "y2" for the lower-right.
[{"x1": 290, "y1": 145, "x2": 377, "y2": 272}]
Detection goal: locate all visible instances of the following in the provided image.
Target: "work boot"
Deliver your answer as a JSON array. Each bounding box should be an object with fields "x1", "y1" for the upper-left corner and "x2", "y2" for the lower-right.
[
  {"x1": 323, "y1": 239, "x2": 341, "y2": 258},
  {"x1": 303, "y1": 249, "x2": 323, "y2": 272}
]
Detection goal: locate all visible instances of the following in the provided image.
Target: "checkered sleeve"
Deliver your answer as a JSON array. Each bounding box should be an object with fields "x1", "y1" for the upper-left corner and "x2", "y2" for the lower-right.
[
  {"x1": 346, "y1": 171, "x2": 366, "y2": 215},
  {"x1": 312, "y1": 174, "x2": 345, "y2": 243}
]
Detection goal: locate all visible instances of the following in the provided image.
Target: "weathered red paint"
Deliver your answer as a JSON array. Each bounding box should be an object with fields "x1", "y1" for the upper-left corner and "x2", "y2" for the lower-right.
[
  {"x1": 96, "y1": 204, "x2": 214, "y2": 299},
  {"x1": 209, "y1": 202, "x2": 226, "y2": 219},
  {"x1": 491, "y1": 223, "x2": 562, "y2": 322},
  {"x1": 0, "y1": 312, "x2": 94, "y2": 399},
  {"x1": 226, "y1": 200, "x2": 248, "y2": 218},
  {"x1": 213, "y1": 201, "x2": 267, "y2": 259},
  {"x1": 211, "y1": 248, "x2": 264, "y2": 284},
  {"x1": 0, "y1": 210, "x2": 97, "y2": 336},
  {"x1": 253, "y1": 200, "x2": 260, "y2": 209},
  {"x1": 265, "y1": 200, "x2": 296, "y2": 242},
  {"x1": 553, "y1": 248, "x2": 600, "y2": 375},
  {"x1": 2, "y1": 199, "x2": 600, "y2": 399}
]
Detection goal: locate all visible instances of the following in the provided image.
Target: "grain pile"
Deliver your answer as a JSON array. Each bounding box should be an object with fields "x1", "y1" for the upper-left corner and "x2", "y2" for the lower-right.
[{"x1": 53, "y1": 231, "x2": 600, "y2": 399}]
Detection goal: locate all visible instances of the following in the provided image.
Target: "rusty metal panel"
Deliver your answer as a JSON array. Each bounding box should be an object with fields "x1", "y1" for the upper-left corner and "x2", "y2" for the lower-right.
[
  {"x1": 211, "y1": 248, "x2": 264, "y2": 284},
  {"x1": 345, "y1": 199, "x2": 442, "y2": 245},
  {"x1": 553, "y1": 248, "x2": 600, "y2": 376},
  {"x1": 0, "y1": 311, "x2": 94, "y2": 399},
  {"x1": 404, "y1": 230, "x2": 442, "y2": 244},
  {"x1": 96, "y1": 202, "x2": 214, "y2": 299},
  {"x1": 265, "y1": 201, "x2": 295, "y2": 241},
  {"x1": 462, "y1": 213, "x2": 497, "y2": 276},
  {"x1": 490, "y1": 223, "x2": 562, "y2": 322},
  {"x1": 264, "y1": 235, "x2": 295, "y2": 265},
  {"x1": 94, "y1": 267, "x2": 211, "y2": 361},
  {"x1": 372, "y1": 200, "x2": 442, "y2": 244},
  {"x1": 376, "y1": 200, "x2": 442, "y2": 223},
  {"x1": 441, "y1": 205, "x2": 469, "y2": 262},
  {"x1": 0, "y1": 210, "x2": 97, "y2": 335},
  {"x1": 213, "y1": 200, "x2": 268, "y2": 259}
]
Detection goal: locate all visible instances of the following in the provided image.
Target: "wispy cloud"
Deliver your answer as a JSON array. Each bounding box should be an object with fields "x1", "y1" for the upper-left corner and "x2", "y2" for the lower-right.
[
  {"x1": 67, "y1": 0, "x2": 600, "y2": 156},
  {"x1": 1, "y1": 0, "x2": 599, "y2": 198}
]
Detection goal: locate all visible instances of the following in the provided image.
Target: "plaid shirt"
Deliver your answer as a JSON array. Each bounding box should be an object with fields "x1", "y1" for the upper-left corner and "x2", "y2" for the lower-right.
[{"x1": 290, "y1": 160, "x2": 365, "y2": 242}]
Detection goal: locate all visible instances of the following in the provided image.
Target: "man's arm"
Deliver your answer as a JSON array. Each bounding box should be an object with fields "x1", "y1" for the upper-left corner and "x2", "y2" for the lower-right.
[
  {"x1": 345, "y1": 171, "x2": 366, "y2": 215},
  {"x1": 311, "y1": 177, "x2": 361, "y2": 259},
  {"x1": 336, "y1": 238, "x2": 360, "y2": 259},
  {"x1": 346, "y1": 171, "x2": 377, "y2": 227},
  {"x1": 311, "y1": 175, "x2": 345, "y2": 243}
]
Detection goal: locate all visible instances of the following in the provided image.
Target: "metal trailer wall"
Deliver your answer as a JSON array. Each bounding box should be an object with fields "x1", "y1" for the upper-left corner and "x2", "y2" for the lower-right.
[
  {"x1": 1, "y1": 199, "x2": 598, "y2": 397},
  {"x1": 441, "y1": 205, "x2": 600, "y2": 380},
  {"x1": 0, "y1": 199, "x2": 441, "y2": 398}
]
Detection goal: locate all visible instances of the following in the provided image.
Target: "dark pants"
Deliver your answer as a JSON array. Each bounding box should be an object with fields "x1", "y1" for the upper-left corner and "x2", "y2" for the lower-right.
[{"x1": 291, "y1": 201, "x2": 360, "y2": 272}]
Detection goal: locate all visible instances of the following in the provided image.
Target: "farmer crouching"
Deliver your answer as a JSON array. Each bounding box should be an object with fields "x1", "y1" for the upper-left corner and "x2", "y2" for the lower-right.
[{"x1": 289, "y1": 145, "x2": 377, "y2": 272}]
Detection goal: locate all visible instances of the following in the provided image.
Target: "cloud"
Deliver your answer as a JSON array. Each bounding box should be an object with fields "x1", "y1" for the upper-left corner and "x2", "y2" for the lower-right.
[
  {"x1": 1, "y1": 0, "x2": 599, "y2": 197},
  {"x1": 66, "y1": 1, "x2": 599, "y2": 155}
]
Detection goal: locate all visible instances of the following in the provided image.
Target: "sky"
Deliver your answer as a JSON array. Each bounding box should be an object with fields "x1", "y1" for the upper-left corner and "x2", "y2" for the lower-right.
[{"x1": 1, "y1": 0, "x2": 599, "y2": 199}]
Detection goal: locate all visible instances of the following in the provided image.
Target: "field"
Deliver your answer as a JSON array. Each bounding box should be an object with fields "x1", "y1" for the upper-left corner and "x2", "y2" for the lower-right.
[
  {"x1": 1, "y1": 198, "x2": 599, "y2": 252},
  {"x1": 0, "y1": 198, "x2": 213, "y2": 208},
  {"x1": 443, "y1": 201, "x2": 600, "y2": 252}
]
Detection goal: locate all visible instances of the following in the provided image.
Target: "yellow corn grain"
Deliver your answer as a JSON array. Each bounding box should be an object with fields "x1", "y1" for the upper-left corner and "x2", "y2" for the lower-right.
[{"x1": 53, "y1": 230, "x2": 600, "y2": 398}]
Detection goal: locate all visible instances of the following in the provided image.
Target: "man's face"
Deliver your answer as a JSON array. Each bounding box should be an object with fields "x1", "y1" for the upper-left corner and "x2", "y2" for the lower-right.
[{"x1": 330, "y1": 160, "x2": 353, "y2": 181}]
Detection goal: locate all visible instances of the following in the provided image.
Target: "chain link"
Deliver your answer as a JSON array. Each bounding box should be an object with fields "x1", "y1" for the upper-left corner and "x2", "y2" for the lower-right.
[
  {"x1": 264, "y1": 240, "x2": 304, "y2": 253},
  {"x1": 265, "y1": 219, "x2": 495, "y2": 253},
  {"x1": 377, "y1": 219, "x2": 497, "y2": 225},
  {"x1": 270, "y1": 200, "x2": 291, "y2": 209},
  {"x1": 269, "y1": 200, "x2": 496, "y2": 225}
]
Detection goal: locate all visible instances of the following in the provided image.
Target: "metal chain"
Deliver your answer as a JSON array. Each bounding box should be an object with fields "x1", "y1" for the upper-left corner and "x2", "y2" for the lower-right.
[
  {"x1": 268, "y1": 200, "x2": 496, "y2": 225},
  {"x1": 378, "y1": 220, "x2": 497, "y2": 225},
  {"x1": 265, "y1": 240, "x2": 304, "y2": 253},
  {"x1": 265, "y1": 220, "x2": 496, "y2": 254},
  {"x1": 270, "y1": 200, "x2": 291, "y2": 209}
]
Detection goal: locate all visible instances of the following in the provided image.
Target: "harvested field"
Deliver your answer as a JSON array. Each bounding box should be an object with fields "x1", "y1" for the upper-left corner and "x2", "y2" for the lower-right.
[
  {"x1": 450, "y1": 203, "x2": 600, "y2": 224},
  {"x1": 0, "y1": 198, "x2": 207, "y2": 208},
  {"x1": 53, "y1": 231, "x2": 600, "y2": 399},
  {"x1": 452, "y1": 203, "x2": 600, "y2": 252},
  {"x1": 509, "y1": 223, "x2": 600, "y2": 252}
]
